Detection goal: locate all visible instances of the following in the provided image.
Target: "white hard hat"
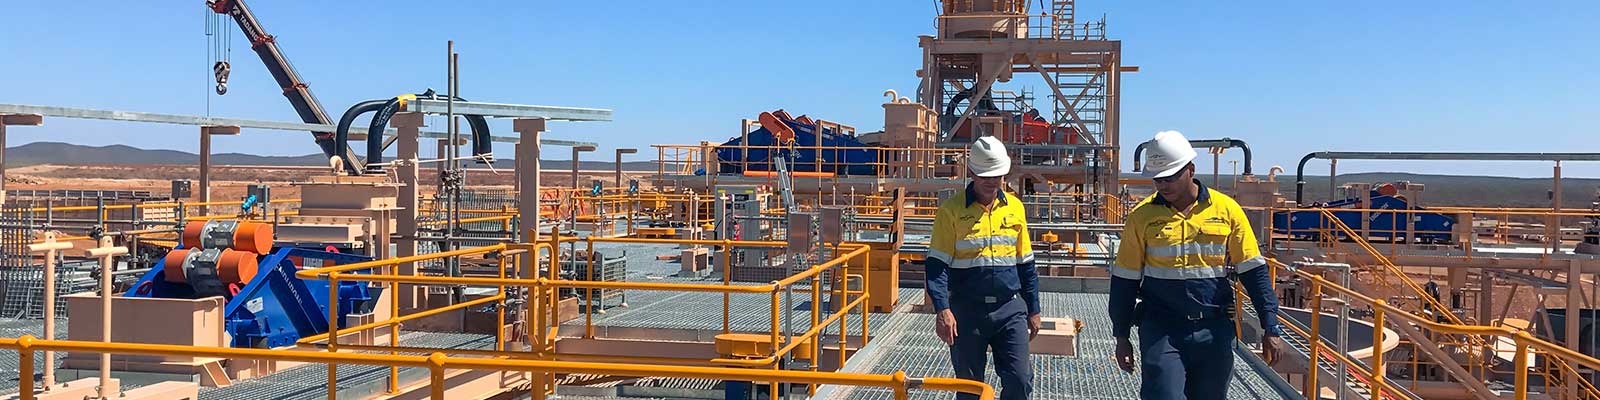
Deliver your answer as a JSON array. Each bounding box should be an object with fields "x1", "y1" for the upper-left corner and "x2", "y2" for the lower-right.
[
  {"x1": 1142, "y1": 130, "x2": 1197, "y2": 179},
  {"x1": 968, "y1": 136, "x2": 1011, "y2": 177}
]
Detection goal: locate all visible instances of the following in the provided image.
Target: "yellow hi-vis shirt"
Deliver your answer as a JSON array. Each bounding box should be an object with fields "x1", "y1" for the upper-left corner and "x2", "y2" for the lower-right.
[
  {"x1": 928, "y1": 190, "x2": 1034, "y2": 270},
  {"x1": 1112, "y1": 185, "x2": 1265, "y2": 280},
  {"x1": 924, "y1": 186, "x2": 1041, "y2": 314}
]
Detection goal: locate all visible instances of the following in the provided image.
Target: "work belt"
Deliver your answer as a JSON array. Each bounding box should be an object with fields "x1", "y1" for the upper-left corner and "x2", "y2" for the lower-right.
[
  {"x1": 953, "y1": 292, "x2": 1016, "y2": 305},
  {"x1": 1134, "y1": 303, "x2": 1234, "y2": 324}
]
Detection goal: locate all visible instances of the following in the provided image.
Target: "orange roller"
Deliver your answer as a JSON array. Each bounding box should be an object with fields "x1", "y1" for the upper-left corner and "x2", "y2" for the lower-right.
[
  {"x1": 162, "y1": 248, "x2": 195, "y2": 283},
  {"x1": 1377, "y1": 183, "x2": 1399, "y2": 196},
  {"x1": 182, "y1": 221, "x2": 207, "y2": 248},
  {"x1": 232, "y1": 222, "x2": 274, "y2": 254},
  {"x1": 217, "y1": 249, "x2": 260, "y2": 284}
]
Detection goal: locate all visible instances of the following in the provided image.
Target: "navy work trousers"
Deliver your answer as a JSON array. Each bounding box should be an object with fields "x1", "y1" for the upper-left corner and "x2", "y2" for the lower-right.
[
  {"x1": 949, "y1": 295, "x2": 1032, "y2": 400},
  {"x1": 1137, "y1": 316, "x2": 1236, "y2": 400}
]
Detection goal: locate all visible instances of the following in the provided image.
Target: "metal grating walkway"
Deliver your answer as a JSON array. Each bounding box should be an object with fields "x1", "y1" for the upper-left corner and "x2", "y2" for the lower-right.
[
  {"x1": 819, "y1": 291, "x2": 1293, "y2": 399},
  {"x1": 557, "y1": 243, "x2": 886, "y2": 337},
  {"x1": 196, "y1": 331, "x2": 496, "y2": 400}
]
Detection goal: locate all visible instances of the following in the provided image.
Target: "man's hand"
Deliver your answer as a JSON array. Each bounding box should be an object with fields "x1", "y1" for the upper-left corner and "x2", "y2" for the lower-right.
[
  {"x1": 1028, "y1": 313, "x2": 1043, "y2": 340},
  {"x1": 1262, "y1": 334, "x2": 1286, "y2": 366},
  {"x1": 1114, "y1": 337, "x2": 1136, "y2": 373},
  {"x1": 936, "y1": 310, "x2": 959, "y2": 345}
]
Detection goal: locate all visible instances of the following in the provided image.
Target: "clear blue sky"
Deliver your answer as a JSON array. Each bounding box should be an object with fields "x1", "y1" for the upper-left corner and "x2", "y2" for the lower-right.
[{"x1": 2, "y1": 1, "x2": 1596, "y2": 178}]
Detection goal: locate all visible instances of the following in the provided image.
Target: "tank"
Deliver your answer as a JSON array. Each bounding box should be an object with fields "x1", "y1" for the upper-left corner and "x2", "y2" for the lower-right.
[{"x1": 941, "y1": 0, "x2": 1028, "y2": 39}]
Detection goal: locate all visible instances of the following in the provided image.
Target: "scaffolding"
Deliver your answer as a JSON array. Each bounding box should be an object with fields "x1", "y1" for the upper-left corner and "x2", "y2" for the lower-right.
[{"x1": 922, "y1": 0, "x2": 1129, "y2": 195}]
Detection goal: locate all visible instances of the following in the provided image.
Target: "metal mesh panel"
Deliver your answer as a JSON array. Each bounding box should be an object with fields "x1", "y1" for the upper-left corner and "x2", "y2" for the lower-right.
[{"x1": 0, "y1": 205, "x2": 39, "y2": 318}]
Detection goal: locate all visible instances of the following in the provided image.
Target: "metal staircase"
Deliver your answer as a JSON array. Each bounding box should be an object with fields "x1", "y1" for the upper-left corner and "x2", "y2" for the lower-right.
[{"x1": 1237, "y1": 289, "x2": 1421, "y2": 399}]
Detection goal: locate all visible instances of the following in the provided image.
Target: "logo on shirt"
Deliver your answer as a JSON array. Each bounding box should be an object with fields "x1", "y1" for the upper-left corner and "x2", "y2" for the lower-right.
[{"x1": 1205, "y1": 216, "x2": 1227, "y2": 224}]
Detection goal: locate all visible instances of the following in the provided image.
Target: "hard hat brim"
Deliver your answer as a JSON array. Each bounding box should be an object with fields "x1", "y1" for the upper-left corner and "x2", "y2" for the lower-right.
[
  {"x1": 1141, "y1": 154, "x2": 1195, "y2": 179},
  {"x1": 971, "y1": 163, "x2": 1010, "y2": 178}
]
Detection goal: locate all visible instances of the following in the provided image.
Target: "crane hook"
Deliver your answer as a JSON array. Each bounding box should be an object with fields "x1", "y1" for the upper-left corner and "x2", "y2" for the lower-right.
[{"x1": 213, "y1": 61, "x2": 231, "y2": 95}]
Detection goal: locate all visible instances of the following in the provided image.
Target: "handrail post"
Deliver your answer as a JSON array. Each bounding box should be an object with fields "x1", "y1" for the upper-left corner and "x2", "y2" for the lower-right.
[
  {"x1": 723, "y1": 240, "x2": 733, "y2": 335},
  {"x1": 809, "y1": 272, "x2": 822, "y2": 395},
  {"x1": 19, "y1": 335, "x2": 35, "y2": 400},
  {"x1": 861, "y1": 248, "x2": 871, "y2": 344},
  {"x1": 1308, "y1": 280, "x2": 1322, "y2": 397},
  {"x1": 389, "y1": 260, "x2": 400, "y2": 393},
  {"x1": 327, "y1": 271, "x2": 341, "y2": 400},
  {"x1": 497, "y1": 255, "x2": 507, "y2": 352},
  {"x1": 428, "y1": 353, "x2": 447, "y2": 400},
  {"x1": 892, "y1": 371, "x2": 910, "y2": 400},
  {"x1": 585, "y1": 237, "x2": 596, "y2": 339},
  {"x1": 1514, "y1": 338, "x2": 1529, "y2": 400},
  {"x1": 1372, "y1": 299, "x2": 1386, "y2": 397}
]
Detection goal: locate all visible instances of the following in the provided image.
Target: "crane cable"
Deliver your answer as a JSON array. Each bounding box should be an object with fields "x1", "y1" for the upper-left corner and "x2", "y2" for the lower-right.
[{"x1": 208, "y1": 6, "x2": 231, "y2": 98}]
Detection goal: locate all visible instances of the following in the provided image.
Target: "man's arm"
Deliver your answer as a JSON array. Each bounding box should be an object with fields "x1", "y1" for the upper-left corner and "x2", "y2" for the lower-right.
[
  {"x1": 1016, "y1": 216, "x2": 1040, "y2": 315},
  {"x1": 1229, "y1": 203, "x2": 1282, "y2": 336},
  {"x1": 1109, "y1": 219, "x2": 1144, "y2": 339},
  {"x1": 1238, "y1": 265, "x2": 1283, "y2": 336},
  {"x1": 926, "y1": 207, "x2": 955, "y2": 313}
]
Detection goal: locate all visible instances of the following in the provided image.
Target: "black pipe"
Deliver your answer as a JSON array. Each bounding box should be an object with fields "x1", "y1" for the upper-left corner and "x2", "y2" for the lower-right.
[
  {"x1": 1131, "y1": 138, "x2": 1253, "y2": 175},
  {"x1": 363, "y1": 90, "x2": 494, "y2": 172},
  {"x1": 334, "y1": 90, "x2": 497, "y2": 175},
  {"x1": 334, "y1": 100, "x2": 388, "y2": 174},
  {"x1": 1294, "y1": 152, "x2": 1319, "y2": 205}
]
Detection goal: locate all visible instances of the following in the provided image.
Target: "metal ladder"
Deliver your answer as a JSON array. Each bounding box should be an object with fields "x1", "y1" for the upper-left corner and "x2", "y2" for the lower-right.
[{"x1": 1052, "y1": 0, "x2": 1076, "y2": 39}]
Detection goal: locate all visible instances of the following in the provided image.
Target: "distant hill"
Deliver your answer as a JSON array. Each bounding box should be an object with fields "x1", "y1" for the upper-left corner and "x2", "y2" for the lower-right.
[
  {"x1": 3, "y1": 142, "x2": 660, "y2": 171},
  {"x1": 1134, "y1": 172, "x2": 1600, "y2": 210}
]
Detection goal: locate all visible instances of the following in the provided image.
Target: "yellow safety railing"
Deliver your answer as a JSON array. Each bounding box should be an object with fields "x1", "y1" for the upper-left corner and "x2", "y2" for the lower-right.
[
  {"x1": 291, "y1": 233, "x2": 876, "y2": 399},
  {"x1": 0, "y1": 335, "x2": 992, "y2": 400},
  {"x1": 1272, "y1": 258, "x2": 1600, "y2": 400}
]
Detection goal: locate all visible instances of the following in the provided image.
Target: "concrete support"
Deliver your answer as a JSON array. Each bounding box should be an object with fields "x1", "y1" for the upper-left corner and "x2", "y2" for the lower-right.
[
  {"x1": 572, "y1": 148, "x2": 582, "y2": 191},
  {"x1": 514, "y1": 118, "x2": 546, "y2": 278},
  {"x1": 615, "y1": 148, "x2": 637, "y2": 189},
  {"x1": 392, "y1": 112, "x2": 424, "y2": 308},
  {"x1": 198, "y1": 125, "x2": 239, "y2": 215},
  {"x1": 1553, "y1": 161, "x2": 1563, "y2": 254},
  {"x1": 1, "y1": 114, "x2": 45, "y2": 205},
  {"x1": 1328, "y1": 159, "x2": 1337, "y2": 202}
]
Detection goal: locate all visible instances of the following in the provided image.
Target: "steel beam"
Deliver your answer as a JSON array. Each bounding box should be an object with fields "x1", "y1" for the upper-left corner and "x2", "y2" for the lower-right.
[
  {"x1": 0, "y1": 103, "x2": 597, "y2": 147},
  {"x1": 926, "y1": 39, "x2": 1119, "y2": 55},
  {"x1": 401, "y1": 99, "x2": 612, "y2": 122}
]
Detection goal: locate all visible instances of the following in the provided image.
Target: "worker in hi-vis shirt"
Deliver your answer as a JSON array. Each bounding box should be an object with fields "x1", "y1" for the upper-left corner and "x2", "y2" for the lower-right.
[
  {"x1": 1111, "y1": 130, "x2": 1285, "y2": 399},
  {"x1": 926, "y1": 136, "x2": 1041, "y2": 400}
]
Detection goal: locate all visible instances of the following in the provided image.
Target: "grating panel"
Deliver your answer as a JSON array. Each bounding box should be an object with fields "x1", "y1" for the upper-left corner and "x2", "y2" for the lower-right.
[{"x1": 821, "y1": 292, "x2": 1290, "y2": 399}]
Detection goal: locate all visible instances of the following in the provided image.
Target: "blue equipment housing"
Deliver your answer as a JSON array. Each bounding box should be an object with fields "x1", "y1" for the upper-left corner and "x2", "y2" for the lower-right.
[
  {"x1": 714, "y1": 113, "x2": 877, "y2": 176},
  {"x1": 1271, "y1": 188, "x2": 1457, "y2": 243},
  {"x1": 126, "y1": 247, "x2": 381, "y2": 348}
]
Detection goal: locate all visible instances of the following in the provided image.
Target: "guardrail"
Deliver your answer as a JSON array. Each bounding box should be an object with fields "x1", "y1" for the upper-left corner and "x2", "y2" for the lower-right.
[
  {"x1": 291, "y1": 234, "x2": 877, "y2": 399},
  {"x1": 0, "y1": 335, "x2": 992, "y2": 400},
  {"x1": 1273, "y1": 257, "x2": 1600, "y2": 400}
]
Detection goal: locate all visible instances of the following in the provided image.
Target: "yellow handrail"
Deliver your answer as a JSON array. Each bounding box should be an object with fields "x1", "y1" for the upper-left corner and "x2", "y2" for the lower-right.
[
  {"x1": 0, "y1": 336, "x2": 993, "y2": 400},
  {"x1": 1276, "y1": 258, "x2": 1600, "y2": 400}
]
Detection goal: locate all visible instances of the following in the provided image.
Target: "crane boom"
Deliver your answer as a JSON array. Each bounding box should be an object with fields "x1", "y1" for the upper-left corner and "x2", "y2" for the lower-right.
[{"x1": 209, "y1": 0, "x2": 363, "y2": 169}]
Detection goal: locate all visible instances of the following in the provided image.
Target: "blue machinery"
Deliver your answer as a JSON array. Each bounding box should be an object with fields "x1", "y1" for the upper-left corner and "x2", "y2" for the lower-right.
[
  {"x1": 126, "y1": 246, "x2": 380, "y2": 348},
  {"x1": 1272, "y1": 185, "x2": 1457, "y2": 243}
]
